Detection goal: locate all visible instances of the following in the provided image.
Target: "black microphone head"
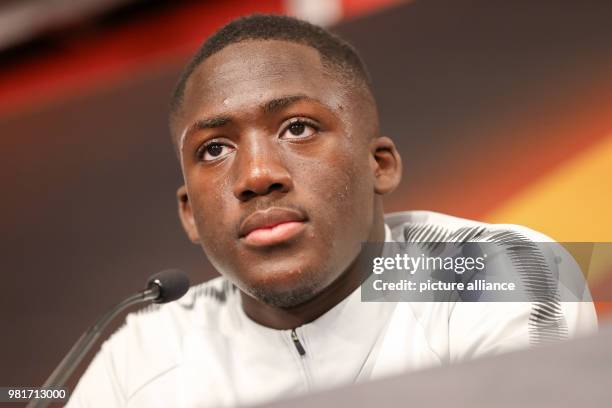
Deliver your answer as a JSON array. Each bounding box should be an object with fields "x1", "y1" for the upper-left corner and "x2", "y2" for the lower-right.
[{"x1": 146, "y1": 269, "x2": 190, "y2": 304}]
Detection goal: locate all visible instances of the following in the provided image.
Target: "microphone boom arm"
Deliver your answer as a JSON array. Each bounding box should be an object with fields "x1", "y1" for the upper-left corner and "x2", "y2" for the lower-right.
[{"x1": 26, "y1": 285, "x2": 160, "y2": 408}]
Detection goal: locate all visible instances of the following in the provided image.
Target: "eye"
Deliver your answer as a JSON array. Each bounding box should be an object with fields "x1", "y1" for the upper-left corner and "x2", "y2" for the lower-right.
[
  {"x1": 197, "y1": 141, "x2": 235, "y2": 162},
  {"x1": 280, "y1": 119, "x2": 318, "y2": 140}
]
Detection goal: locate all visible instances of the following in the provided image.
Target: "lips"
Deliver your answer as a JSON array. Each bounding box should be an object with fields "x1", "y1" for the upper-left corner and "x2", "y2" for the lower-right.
[{"x1": 239, "y1": 207, "x2": 308, "y2": 247}]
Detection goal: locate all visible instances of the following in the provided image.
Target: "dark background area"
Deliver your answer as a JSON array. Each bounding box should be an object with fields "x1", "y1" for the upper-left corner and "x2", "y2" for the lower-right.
[{"x1": 1, "y1": 0, "x2": 611, "y2": 397}]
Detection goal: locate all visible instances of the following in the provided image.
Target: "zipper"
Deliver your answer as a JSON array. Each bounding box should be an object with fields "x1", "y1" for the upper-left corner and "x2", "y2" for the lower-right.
[
  {"x1": 288, "y1": 328, "x2": 312, "y2": 391},
  {"x1": 290, "y1": 328, "x2": 306, "y2": 356}
]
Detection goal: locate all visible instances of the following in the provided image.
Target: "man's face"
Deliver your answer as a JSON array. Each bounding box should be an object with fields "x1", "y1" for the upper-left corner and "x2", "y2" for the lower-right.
[{"x1": 174, "y1": 40, "x2": 383, "y2": 307}]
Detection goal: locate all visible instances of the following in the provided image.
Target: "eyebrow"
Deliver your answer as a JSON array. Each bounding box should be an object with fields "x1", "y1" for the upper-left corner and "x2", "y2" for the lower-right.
[
  {"x1": 180, "y1": 94, "x2": 319, "y2": 150},
  {"x1": 179, "y1": 116, "x2": 232, "y2": 151},
  {"x1": 263, "y1": 94, "x2": 309, "y2": 114},
  {"x1": 193, "y1": 116, "x2": 232, "y2": 130}
]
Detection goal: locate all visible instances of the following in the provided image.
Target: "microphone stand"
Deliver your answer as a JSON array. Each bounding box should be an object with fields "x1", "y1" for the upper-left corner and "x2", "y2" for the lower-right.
[{"x1": 25, "y1": 286, "x2": 160, "y2": 408}]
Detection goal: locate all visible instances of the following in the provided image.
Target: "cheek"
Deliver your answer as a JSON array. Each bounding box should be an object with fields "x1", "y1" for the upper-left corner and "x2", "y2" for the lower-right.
[
  {"x1": 188, "y1": 174, "x2": 234, "y2": 249},
  {"x1": 295, "y1": 142, "x2": 374, "y2": 238}
]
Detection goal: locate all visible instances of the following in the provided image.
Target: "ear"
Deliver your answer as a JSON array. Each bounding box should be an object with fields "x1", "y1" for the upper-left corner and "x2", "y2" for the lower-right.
[
  {"x1": 177, "y1": 185, "x2": 200, "y2": 244},
  {"x1": 369, "y1": 136, "x2": 402, "y2": 195}
]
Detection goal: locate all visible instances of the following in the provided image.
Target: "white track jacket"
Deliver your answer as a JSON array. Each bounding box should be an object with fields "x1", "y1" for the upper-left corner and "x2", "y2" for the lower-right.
[{"x1": 66, "y1": 211, "x2": 597, "y2": 407}]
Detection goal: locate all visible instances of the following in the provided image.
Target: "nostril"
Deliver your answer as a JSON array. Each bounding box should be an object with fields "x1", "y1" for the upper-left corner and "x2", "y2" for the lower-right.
[
  {"x1": 238, "y1": 183, "x2": 285, "y2": 201},
  {"x1": 269, "y1": 183, "x2": 284, "y2": 193},
  {"x1": 239, "y1": 190, "x2": 257, "y2": 201}
]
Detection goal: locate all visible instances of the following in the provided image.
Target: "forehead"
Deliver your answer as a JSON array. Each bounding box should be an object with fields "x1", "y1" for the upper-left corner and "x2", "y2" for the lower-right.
[{"x1": 179, "y1": 40, "x2": 349, "y2": 124}]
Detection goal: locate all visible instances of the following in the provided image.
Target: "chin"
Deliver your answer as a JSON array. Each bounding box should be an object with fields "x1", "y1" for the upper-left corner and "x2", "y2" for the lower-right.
[
  {"x1": 248, "y1": 284, "x2": 317, "y2": 308},
  {"x1": 240, "y1": 264, "x2": 328, "y2": 308}
]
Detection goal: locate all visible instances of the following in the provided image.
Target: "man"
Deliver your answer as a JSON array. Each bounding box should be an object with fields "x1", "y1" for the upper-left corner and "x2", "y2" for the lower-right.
[{"x1": 67, "y1": 14, "x2": 597, "y2": 407}]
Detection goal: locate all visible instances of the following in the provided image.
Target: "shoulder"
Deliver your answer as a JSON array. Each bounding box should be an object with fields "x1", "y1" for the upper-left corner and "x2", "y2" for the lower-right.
[
  {"x1": 122, "y1": 274, "x2": 238, "y2": 359},
  {"x1": 384, "y1": 210, "x2": 597, "y2": 356},
  {"x1": 71, "y1": 276, "x2": 239, "y2": 404},
  {"x1": 384, "y1": 210, "x2": 553, "y2": 242},
  {"x1": 123, "y1": 275, "x2": 238, "y2": 344}
]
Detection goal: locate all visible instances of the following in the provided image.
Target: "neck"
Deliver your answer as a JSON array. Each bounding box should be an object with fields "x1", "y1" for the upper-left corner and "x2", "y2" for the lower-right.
[{"x1": 240, "y1": 215, "x2": 386, "y2": 330}]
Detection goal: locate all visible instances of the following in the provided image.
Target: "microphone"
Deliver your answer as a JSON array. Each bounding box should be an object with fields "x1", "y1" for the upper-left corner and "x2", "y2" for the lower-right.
[
  {"x1": 146, "y1": 269, "x2": 191, "y2": 304},
  {"x1": 26, "y1": 269, "x2": 190, "y2": 408}
]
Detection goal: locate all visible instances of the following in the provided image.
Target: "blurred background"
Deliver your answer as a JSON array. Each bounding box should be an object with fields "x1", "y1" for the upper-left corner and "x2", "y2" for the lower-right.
[{"x1": 1, "y1": 0, "x2": 611, "y2": 397}]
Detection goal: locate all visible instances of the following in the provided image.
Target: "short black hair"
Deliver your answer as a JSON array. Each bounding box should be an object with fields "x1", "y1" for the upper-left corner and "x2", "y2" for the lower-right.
[{"x1": 169, "y1": 14, "x2": 373, "y2": 120}]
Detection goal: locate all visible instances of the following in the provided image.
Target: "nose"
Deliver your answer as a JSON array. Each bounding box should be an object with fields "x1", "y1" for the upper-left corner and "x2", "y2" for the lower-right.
[{"x1": 232, "y1": 136, "x2": 293, "y2": 202}]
